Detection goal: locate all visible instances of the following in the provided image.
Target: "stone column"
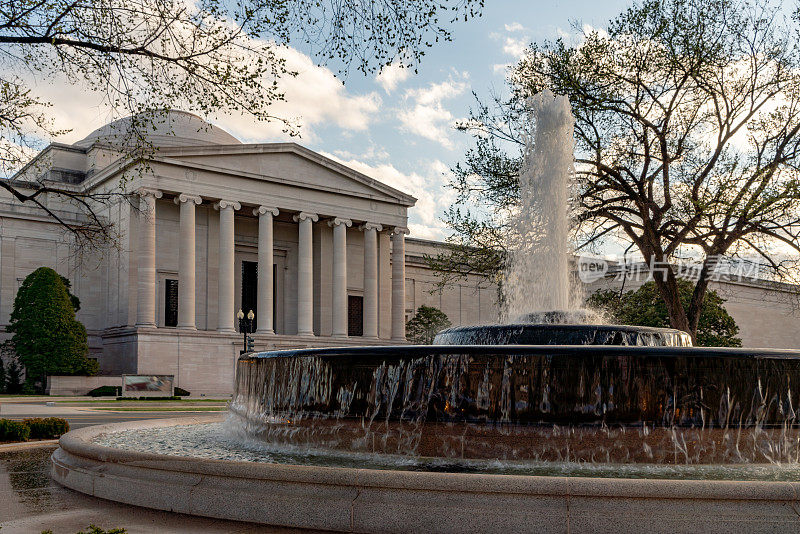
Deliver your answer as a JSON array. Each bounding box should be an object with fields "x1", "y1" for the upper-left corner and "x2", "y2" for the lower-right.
[
  {"x1": 391, "y1": 227, "x2": 409, "y2": 341},
  {"x1": 293, "y1": 212, "x2": 318, "y2": 336},
  {"x1": 360, "y1": 222, "x2": 382, "y2": 339},
  {"x1": 135, "y1": 188, "x2": 162, "y2": 327},
  {"x1": 255, "y1": 206, "x2": 279, "y2": 334},
  {"x1": 215, "y1": 200, "x2": 241, "y2": 332},
  {"x1": 328, "y1": 217, "x2": 352, "y2": 338},
  {"x1": 174, "y1": 193, "x2": 202, "y2": 330}
]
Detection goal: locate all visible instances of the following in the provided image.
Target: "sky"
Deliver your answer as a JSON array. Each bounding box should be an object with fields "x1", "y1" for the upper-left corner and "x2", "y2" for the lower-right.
[{"x1": 36, "y1": 0, "x2": 632, "y2": 241}]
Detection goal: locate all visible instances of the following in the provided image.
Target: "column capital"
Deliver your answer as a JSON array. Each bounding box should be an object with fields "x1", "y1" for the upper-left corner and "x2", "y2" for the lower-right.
[
  {"x1": 392, "y1": 226, "x2": 410, "y2": 236},
  {"x1": 174, "y1": 193, "x2": 202, "y2": 205},
  {"x1": 136, "y1": 187, "x2": 162, "y2": 199},
  {"x1": 254, "y1": 206, "x2": 279, "y2": 217},
  {"x1": 328, "y1": 217, "x2": 352, "y2": 228},
  {"x1": 359, "y1": 222, "x2": 383, "y2": 232},
  {"x1": 213, "y1": 199, "x2": 241, "y2": 211},
  {"x1": 293, "y1": 211, "x2": 319, "y2": 223}
]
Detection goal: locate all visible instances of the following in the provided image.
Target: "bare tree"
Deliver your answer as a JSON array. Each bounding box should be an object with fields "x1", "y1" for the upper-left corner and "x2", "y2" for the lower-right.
[
  {"x1": 0, "y1": 0, "x2": 484, "y2": 249},
  {"x1": 435, "y1": 0, "x2": 800, "y2": 341}
]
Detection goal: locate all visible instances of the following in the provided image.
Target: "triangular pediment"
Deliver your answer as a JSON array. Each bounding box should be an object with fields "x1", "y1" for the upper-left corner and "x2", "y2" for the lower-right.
[{"x1": 152, "y1": 143, "x2": 416, "y2": 206}]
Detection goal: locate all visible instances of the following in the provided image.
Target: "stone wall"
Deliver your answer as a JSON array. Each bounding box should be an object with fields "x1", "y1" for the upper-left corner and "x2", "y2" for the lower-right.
[{"x1": 46, "y1": 375, "x2": 120, "y2": 396}]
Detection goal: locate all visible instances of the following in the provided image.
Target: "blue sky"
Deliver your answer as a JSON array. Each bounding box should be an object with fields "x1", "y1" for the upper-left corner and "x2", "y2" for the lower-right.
[
  {"x1": 43, "y1": 0, "x2": 632, "y2": 240},
  {"x1": 285, "y1": 0, "x2": 633, "y2": 239}
]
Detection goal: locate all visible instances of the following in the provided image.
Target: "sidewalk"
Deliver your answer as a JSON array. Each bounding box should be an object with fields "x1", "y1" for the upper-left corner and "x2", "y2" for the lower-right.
[
  {"x1": 0, "y1": 402, "x2": 93, "y2": 417},
  {"x1": 0, "y1": 443, "x2": 303, "y2": 533}
]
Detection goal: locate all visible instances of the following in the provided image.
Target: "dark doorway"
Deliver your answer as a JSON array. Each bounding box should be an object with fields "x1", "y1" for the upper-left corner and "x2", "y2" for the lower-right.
[
  {"x1": 241, "y1": 260, "x2": 258, "y2": 330},
  {"x1": 348, "y1": 295, "x2": 363, "y2": 337},
  {"x1": 165, "y1": 279, "x2": 178, "y2": 327}
]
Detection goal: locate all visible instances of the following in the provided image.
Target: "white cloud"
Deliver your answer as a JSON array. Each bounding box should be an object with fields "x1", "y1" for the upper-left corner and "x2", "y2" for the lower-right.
[
  {"x1": 398, "y1": 73, "x2": 469, "y2": 150},
  {"x1": 212, "y1": 45, "x2": 381, "y2": 142},
  {"x1": 322, "y1": 152, "x2": 454, "y2": 240},
  {"x1": 332, "y1": 143, "x2": 390, "y2": 163},
  {"x1": 375, "y1": 63, "x2": 412, "y2": 94},
  {"x1": 491, "y1": 24, "x2": 529, "y2": 61},
  {"x1": 24, "y1": 43, "x2": 381, "y2": 146},
  {"x1": 493, "y1": 63, "x2": 512, "y2": 75},
  {"x1": 502, "y1": 36, "x2": 528, "y2": 59}
]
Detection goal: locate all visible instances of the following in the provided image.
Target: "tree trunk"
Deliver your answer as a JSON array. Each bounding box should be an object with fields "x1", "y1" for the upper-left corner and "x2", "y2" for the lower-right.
[
  {"x1": 686, "y1": 260, "x2": 714, "y2": 337},
  {"x1": 647, "y1": 255, "x2": 695, "y2": 340}
]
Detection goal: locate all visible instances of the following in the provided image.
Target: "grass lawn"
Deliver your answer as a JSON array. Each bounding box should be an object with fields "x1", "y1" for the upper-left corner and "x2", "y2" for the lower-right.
[
  {"x1": 56, "y1": 398, "x2": 229, "y2": 403},
  {"x1": 91, "y1": 407, "x2": 227, "y2": 412}
]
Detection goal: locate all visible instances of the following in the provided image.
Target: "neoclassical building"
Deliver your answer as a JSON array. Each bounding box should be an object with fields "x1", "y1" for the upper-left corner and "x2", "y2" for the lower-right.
[
  {"x1": 6, "y1": 111, "x2": 496, "y2": 394},
  {"x1": 6, "y1": 111, "x2": 800, "y2": 395}
]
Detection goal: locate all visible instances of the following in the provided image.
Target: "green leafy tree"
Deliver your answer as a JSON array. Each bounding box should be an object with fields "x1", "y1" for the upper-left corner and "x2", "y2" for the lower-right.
[
  {"x1": 406, "y1": 305, "x2": 452, "y2": 344},
  {"x1": 588, "y1": 280, "x2": 741, "y2": 347},
  {"x1": 433, "y1": 0, "x2": 800, "y2": 343},
  {"x1": 7, "y1": 267, "x2": 97, "y2": 393}
]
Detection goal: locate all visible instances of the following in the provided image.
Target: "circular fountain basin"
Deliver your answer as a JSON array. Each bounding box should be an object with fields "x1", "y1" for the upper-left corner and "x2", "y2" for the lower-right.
[
  {"x1": 434, "y1": 322, "x2": 693, "y2": 346},
  {"x1": 51, "y1": 416, "x2": 800, "y2": 532},
  {"x1": 233, "y1": 344, "x2": 800, "y2": 464}
]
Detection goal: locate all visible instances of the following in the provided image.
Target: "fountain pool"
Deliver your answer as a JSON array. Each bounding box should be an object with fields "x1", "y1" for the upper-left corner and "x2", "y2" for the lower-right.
[{"x1": 51, "y1": 335, "x2": 800, "y2": 533}]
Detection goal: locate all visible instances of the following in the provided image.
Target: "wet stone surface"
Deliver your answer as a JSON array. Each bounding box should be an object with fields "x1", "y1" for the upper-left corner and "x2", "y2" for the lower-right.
[
  {"x1": 0, "y1": 444, "x2": 304, "y2": 533},
  {"x1": 1, "y1": 446, "x2": 64, "y2": 519}
]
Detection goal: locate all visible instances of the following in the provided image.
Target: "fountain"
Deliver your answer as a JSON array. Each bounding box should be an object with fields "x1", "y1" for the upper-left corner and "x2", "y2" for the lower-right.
[
  {"x1": 504, "y1": 89, "x2": 578, "y2": 318},
  {"x1": 50, "y1": 93, "x2": 800, "y2": 532}
]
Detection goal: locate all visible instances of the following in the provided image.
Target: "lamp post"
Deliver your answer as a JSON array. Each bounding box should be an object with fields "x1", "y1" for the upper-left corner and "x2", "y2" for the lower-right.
[{"x1": 238, "y1": 309, "x2": 255, "y2": 354}]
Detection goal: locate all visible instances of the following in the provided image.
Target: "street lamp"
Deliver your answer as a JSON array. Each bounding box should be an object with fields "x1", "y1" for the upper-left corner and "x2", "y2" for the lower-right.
[{"x1": 238, "y1": 309, "x2": 255, "y2": 353}]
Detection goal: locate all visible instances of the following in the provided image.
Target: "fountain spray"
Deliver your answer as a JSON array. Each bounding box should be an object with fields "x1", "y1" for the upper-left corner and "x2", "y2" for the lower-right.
[{"x1": 503, "y1": 90, "x2": 590, "y2": 323}]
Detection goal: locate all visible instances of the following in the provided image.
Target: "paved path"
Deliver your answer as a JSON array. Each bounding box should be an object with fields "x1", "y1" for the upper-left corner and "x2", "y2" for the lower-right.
[
  {"x1": 0, "y1": 398, "x2": 300, "y2": 532},
  {"x1": 0, "y1": 444, "x2": 313, "y2": 533}
]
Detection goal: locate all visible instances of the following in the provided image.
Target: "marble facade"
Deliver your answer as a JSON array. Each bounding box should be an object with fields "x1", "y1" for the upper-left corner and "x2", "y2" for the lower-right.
[{"x1": 7, "y1": 111, "x2": 495, "y2": 394}]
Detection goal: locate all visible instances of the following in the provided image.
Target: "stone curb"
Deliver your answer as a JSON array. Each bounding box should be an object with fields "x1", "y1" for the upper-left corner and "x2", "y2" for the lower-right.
[{"x1": 0, "y1": 439, "x2": 59, "y2": 451}]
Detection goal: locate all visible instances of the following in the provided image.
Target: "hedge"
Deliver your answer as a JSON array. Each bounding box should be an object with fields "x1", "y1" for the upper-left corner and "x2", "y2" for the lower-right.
[
  {"x1": 87, "y1": 385, "x2": 121, "y2": 397},
  {"x1": 0, "y1": 417, "x2": 69, "y2": 441},
  {"x1": 0, "y1": 419, "x2": 31, "y2": 441},
  {"x1": 23, "y1": 417, "x2": 70, "y2": 439}
]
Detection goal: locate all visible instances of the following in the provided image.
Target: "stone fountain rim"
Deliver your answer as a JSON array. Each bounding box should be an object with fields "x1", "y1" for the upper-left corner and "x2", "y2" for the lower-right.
[
  {"x1": 51, "y1": 416, "x2": 800, "y2": 531},
  {"x1": 239, "y1": 344, "x2": 800, "y2": 361},
  {"x1": 437, "y1": 323, "x2": 689, "y2": 334},
  {"x1": 53, "y1": 416, "x2": 800, "y2": 500}
]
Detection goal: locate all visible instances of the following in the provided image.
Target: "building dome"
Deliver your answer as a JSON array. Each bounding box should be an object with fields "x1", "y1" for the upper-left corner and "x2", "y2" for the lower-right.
[{"x1": 75, "y1": 110, "x2": 241, "y2": 148}]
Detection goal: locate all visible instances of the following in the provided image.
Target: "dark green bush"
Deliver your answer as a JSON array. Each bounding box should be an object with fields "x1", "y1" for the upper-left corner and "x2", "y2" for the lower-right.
[
  {"x1": 7, "y1": 267, "x2": 96, "y2": 393},
  {"x1": 174, "y1": 387, "x2": 190, "y2": 397},
  {"x1": 23, "y1": 417, "x2": 70, "y2": 439},
  {"x1": 0, "y1": 417, "x2": 69, "y2": 441},
  {"x1": 115, "y1": 396, "x2": 181, "y2": 401},
  {"x1": 41, "y1": 526, "x2": 127, "y2": 534},
  {"x1": 0, "y1": 419, "x2": 31, "y2": 441},
  {"x1": 87, "y1": 385, "x2": 121, "y2": 397}
]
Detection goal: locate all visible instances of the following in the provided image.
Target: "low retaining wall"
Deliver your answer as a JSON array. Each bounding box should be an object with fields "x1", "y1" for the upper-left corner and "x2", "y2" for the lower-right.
[
  {"x1": 51, "y1": 417, "x2": 800, "y2": 533},
  {"x1": 46, "y1": 375, "x2": 120, "y2": 396}
]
